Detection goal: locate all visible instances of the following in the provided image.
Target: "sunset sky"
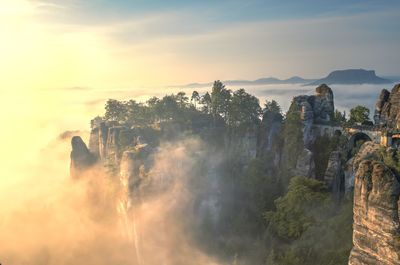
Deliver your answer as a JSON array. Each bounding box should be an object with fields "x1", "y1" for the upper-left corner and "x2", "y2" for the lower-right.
[{"x1": 1, "y1": 0, "x2": 399, "y2": 92}]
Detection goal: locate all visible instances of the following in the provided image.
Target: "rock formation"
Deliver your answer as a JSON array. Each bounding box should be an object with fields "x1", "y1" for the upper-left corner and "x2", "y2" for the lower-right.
[
  {"x1": 348, "y1": 142, "x2": 400, "y2": 265},
  {"x1": 120, "y1": 148, "x2": 150, "y2": 201},
  {"x1": 70, "y1": 136, "x2": 97, "y2": 178},
  {"x1": 257, "y1": 110, "x2": 282, "y2": 158},
  {"x1": 292, "y1": 84, "x2": 334, "y2": 147},
  {"x1": 294, "y1": 148, "x2": 315, "y2": 178},
  {"x1": 324, "y1": 151, "x2": 345, "y2": 202},
  {"x1": 374, "y1": 84, "x2": 400, "y2": 128}
]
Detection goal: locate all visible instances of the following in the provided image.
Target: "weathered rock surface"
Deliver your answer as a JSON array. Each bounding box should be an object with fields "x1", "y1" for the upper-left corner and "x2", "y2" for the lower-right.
[
  {"x1": 348, "y1": 144, "x2": 400, "y2": 265},
  {"x1": 292, "y1": 84, "x2": 334, "y2": 147},
  {"x1": 374, "y1": 84, "x2": 400, "y2": 128},
  {"x1": 120, "y1": 149, "x2": 149, "y2": 201},
  {"x1": 294, "y1": 148, "x2": 315, "y2": 178},
  {"x1": 344, "y1": 141, "x2": 381, "y2": 194},
  {"x1": 313, "y1": 84, "x2": 335, "y2": 123},
  {"x1": 344, "y1": 157, "x2": 355, "y2": 193},
  {"x1": 257, "y1": 110, "x2": 282, "y2": 158},
  {"x1": 352, "y1": 142, "x2": 381, "y2": 172},
  {"x1": 324, "y1": 151, "x2": 345, "y2": 202},
  {"x1": 88, "y1": 126, "x2": 100, "y2": 158},
  {"x1": 70, "y1": 136, "x2": 97, "y2": 178},
  {"x1": 226, "y1": 128, "x2": 258, "y2": 163}
]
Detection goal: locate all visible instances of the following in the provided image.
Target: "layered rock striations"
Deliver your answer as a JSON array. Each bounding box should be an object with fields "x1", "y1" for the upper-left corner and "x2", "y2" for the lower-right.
[{"x1": 349, "y1": 143, "x2": 400, "y2": 265}]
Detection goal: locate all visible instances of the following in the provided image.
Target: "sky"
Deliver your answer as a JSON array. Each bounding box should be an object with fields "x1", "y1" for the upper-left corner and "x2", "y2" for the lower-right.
[{"x1": 0, "y1": 0, "x2": 399, "y2": 91}]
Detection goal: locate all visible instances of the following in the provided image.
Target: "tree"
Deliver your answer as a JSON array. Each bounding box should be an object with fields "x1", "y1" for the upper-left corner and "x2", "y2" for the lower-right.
[
  {"x1": 125, "y1": 100, "x2": 149, "y2": 125},
  {"x1": 265, "y1": 176, "x2": 330, "y2": 240},
  {"x1": 228, "y1": 88, "x2": 262, "y2": 131},
  {"x1": 158, "y1": 95, "x2": 179, "y2": 120},
  {"x1": 349, "y1": 105, "x2": 370, "y2": 125},
  {"x1": 191, "y1": 91, "x2": 200, "y2": 108},
  {"x1": 333, "y1": 109, "x2": 347, "y2": 125},
  {"x1": 264, "y1": 100, "x2": 281, "y2": 115},
  {"x1": 282, "y1": 101, "x2": 304, "y2": 172},
  {"x1": 211, "y1": 80, "x2": 231, "y2": 121},
  {"x1": 104, "y1": 99, "x2": 127, "y2": 122},
  {"x1": 201, "y1": 92, "x2": 212, "y2": 114},
  {"x1": 176, "y1": 91, "x2": 189, "y2": 108},
  {"x1": 147, "y1": 96, "x2": 161, "y2": 121}
]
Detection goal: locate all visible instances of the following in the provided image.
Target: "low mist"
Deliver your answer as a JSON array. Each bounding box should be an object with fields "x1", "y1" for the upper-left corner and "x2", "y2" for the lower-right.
[{"x1": 0, "y1": 130, "x2": 224, "y2": 264}]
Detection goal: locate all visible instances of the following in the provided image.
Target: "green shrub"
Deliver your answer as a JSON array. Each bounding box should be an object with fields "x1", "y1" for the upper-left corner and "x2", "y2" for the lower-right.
[{"x1": 265, "y1": 177, "x2": 330, "y2": 240}]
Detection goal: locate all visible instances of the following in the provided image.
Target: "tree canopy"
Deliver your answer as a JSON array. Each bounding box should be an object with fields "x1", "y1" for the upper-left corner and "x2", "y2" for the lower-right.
[
  {"x1": 264, "y1": 100, "x2": 282, "y2": 115},
  {"x1": 348, "y1": 105, "x2": 370, "y2": 125},
  {"x1": 102, "y1": 82, "x2": 262, "y2": 134},
  {"x1": 228, "y1": 88, "x2": 262, "y2": 130}
]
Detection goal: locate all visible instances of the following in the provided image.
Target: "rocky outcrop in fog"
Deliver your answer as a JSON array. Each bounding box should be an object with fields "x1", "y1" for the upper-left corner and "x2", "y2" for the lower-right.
[{"x1": 70, "y1": 136, "x2": 97, "y2": 178}]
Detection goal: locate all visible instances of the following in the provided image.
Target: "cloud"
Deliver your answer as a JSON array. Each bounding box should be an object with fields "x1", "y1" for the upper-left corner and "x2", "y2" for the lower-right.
[{"x1": 7, "y1": 0, "x2": 398, "y2": 89}]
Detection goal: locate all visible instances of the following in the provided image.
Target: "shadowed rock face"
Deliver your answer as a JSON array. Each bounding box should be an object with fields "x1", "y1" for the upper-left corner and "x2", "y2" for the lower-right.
[
  {"x1": 374, "y1": 84, "x2": 400, "y2": 128},
  {"x1": 348, "y1": 143, "x2": 400, "y2": 265},
  {"x1": 294, "y1": 148, "x2": 315, "y2": 178},
  {"x1": 70, "y1": 136, "x2": 97, "y2": 178},
  {"x1": 324, "y1": 151, "x2": 345, "y2": 202},
  {"x1": 257, "y1": 110, "x2": 282, "y2": 159}
]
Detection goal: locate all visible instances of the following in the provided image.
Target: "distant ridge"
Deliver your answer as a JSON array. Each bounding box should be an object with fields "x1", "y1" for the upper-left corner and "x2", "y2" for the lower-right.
[
  {"x1": 175, "y1": 69, "x2": 393, "y2": 89},
  {"x1": 306, "y1": 69, "x2": 391, "y2": 86},
  {"x1": 177, "y1": 76, "x2": 315, "y2": 88}
]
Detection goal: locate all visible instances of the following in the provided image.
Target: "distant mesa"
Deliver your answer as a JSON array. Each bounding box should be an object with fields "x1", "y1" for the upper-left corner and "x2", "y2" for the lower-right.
[
  {"x1": 178, "y1": 69, "x2": 394, "y2": 89},
  {"x1": 306, "y1": 69, "x2": 391, "y2": 86}
]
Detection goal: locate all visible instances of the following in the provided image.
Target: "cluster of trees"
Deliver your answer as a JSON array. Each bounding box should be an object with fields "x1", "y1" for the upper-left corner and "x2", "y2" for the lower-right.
[
  {"x1": 265, "y1": 177, "x2": 353, "y2": 265},
  {"x1": 103, "y1": 80, "x2": 266, "y2": 132},
  {"x1": 333, "y1": 105, "x2": 372, "y2": 126}
]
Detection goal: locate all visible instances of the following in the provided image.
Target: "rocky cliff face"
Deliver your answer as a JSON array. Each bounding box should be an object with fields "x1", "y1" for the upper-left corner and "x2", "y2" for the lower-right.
[
  {"x1": 374, "y1": 84, "x2": 400, "y2": 128},
  {"x1": 70, "y1": 136, "x2": 97, "y2": 178},
  {"x1": 282, "y1": 84, "x2": 335, "y2": 179},
  {"x1": 349, "y1": 143, "x2": 400, "y2": 265},
  {"x1": 324, "y1": 151, "x2": 345, "y2": 202},
  {"x1": 294, "y1": 148, "x2": 315, "y2": 178},
  {"x1": 257, "y1": 110, "x2": 282, "y2": 159}
]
